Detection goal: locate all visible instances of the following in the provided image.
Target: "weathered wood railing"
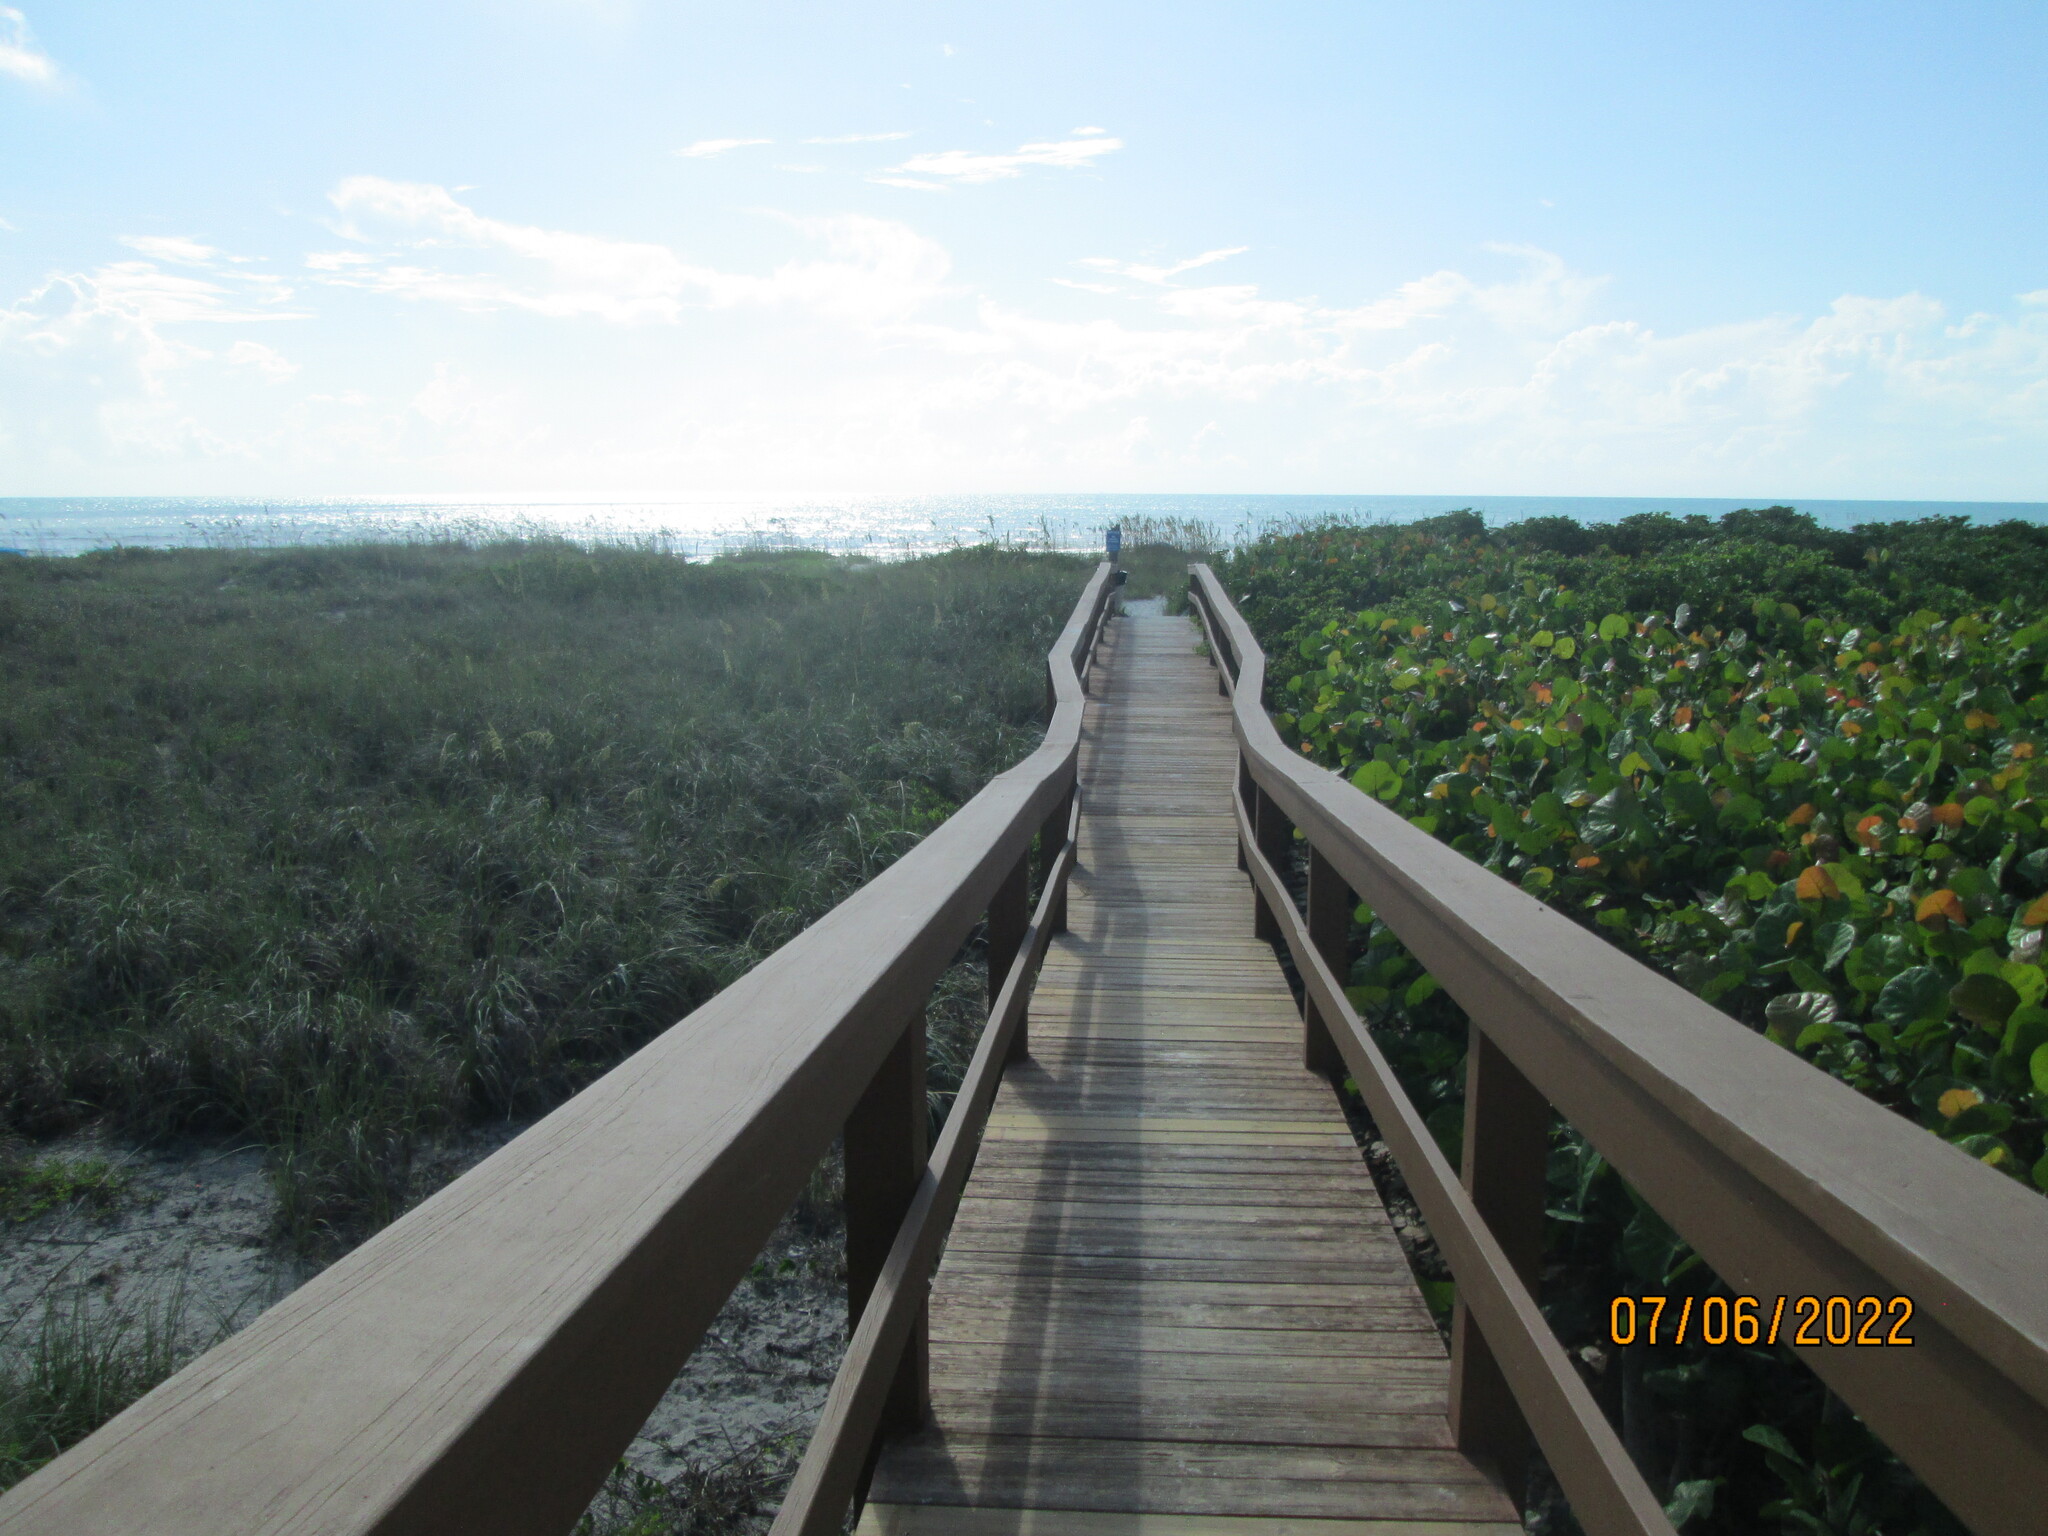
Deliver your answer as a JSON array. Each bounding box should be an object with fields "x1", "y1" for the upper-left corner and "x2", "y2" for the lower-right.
[
  {"x1": 1187, "y1": 564, "x2": 2048, "y2": 1536},
  {"x1": 0, "y1": 564, "x2": 1116, "y2": 1536}
]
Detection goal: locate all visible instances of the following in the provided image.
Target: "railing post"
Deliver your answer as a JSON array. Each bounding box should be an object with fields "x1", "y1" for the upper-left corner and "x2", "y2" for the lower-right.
[
  {"x1": 1302, "y1": 846, "x2": 1349, "y2": 1079},
  {"x1": 843, "y1": 1007, "x2": 930, "y2": 1444},
  {"x1": 988, "y1": 850, "x2": 1032, "y2": 1061},
  {"x1": 1449, "y1": 1026, "x2": 1551, "y2": 1508},
  {"x1": 1251, "y1": 784, "x2": 1292, "y2": 945},
  {"x1": 1236, "y1": 756, "x2": 1252, "y2": 872},
  {"x1": 1036, "y1": 784, "x2": 1073, "y2": 937}
]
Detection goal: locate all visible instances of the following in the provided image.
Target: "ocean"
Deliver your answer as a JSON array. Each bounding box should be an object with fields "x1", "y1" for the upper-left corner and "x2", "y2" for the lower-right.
[{"x1": 2, "y1": 493, "x2": 2044, "y2": 559}]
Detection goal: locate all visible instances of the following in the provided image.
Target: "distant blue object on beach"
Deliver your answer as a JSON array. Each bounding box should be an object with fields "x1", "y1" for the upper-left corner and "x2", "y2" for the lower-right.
[
  {"x1": 1105, "y1": 525, "x2": 1121, "y2": 558},
  {"x1": 0, "y1": 548, "x2": 26, "y2": 557}
]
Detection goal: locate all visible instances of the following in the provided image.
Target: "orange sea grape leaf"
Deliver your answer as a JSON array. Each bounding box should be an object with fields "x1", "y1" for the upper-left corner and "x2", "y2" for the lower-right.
[
  {"x1": 1795, "y1": 866, "x2": 1840, "y2": 900},
  {"x1": 1937, "y1": 1087, "x2": 1982, "y2": 1120},
  {"x1": 1916, "y1": 889, "x2": 1967, "y2": 927}
]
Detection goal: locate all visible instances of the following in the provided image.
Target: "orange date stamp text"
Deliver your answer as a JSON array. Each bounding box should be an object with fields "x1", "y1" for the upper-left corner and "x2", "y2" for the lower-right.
[{"x1": 1606, "y1": 1294, "x2": 1915, "y2": 1347}]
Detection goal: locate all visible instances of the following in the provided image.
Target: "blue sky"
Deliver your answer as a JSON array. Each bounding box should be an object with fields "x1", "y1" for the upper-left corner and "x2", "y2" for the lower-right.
[{"x1": 2, "y1": 1, "x2": 2044, "y2": 498}]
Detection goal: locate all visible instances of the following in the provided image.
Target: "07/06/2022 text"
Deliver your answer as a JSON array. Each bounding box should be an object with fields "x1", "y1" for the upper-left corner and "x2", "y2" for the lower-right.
[{"x1": 1608, "y1": 1295, "x2": 1915, "y2": 1348}]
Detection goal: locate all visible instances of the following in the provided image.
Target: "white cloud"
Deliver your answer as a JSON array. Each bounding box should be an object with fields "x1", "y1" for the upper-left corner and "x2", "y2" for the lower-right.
[
  {"x1": 305, "y1": 251, "x2": 375, "y2": 270},
  {"x1": 317, "y1": 178, "x2": 953, "y2": 330},
  {"x1": 675, "y1": 137, "x2": 772, "y2": 158},
  {"x1": 28, "y1": 261, "x2": 304, "y2": 329},
  {"x1": 120, "y1": 235, "x2": 222, "y2": 266},
  {"x1": 891, "y1": 134, "x2": 1123, "y2": 185},
  {"x1": 8, "y1": 216, "x2": 2047, "y2": 498},
  {"x1": 802, "y1": 131, "x2": 914, "y2": 145},
  {"x1": 871, "y1": 176, "x2": 947, "y2": 193},
  {"x1": 323, "y1": 177, "x2": 712, "y2": 321},
  {"x1": 226, "y1": 339, "x2": 298, "y2": 380},
  {"x1": 0, "y1": 7, "x2": 56, "y2": 85},
  {"x1": 1080, "y1": 246, "x2": 1248, "y2": 285}
]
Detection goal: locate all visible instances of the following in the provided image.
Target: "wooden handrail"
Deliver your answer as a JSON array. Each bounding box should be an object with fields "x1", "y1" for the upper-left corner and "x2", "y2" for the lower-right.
[
  {"x1": 0, "y1": 564, "x2": 1118, "y2": 1536},
  {"x1": 1187, "y1": 564, "x2": 2048, "y2": 1536}
]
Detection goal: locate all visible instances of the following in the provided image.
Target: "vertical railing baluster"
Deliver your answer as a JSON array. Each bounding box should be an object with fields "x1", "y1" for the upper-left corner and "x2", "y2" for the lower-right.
[
  {"x1": 843, "y1": 1006, "x2": 930, "y2": 1455},
  {"x1": 1302, "y1": 846, "x2": 1348, "y2": 1078},
  {"x1": 987, "y1": 850, "x2": 1032, "y2": 1061},
  {"x1": 1449, "y1": 1027, "x2": 1551, "y2": 1508},
  {"x1": 1252, "y1": 784, "x2": 1292, "y2": 946},
  {"x1": 1236, "y1": 755, "x2": 1253, "y2": 872},
  {"x1": 1037, "y1": 783, "x2": 1074, "y2": 937}
]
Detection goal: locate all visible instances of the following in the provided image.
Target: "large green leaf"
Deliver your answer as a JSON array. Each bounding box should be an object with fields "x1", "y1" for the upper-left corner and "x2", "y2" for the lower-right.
[
  {"x1": 1620, "y1": 1203, "x2": 1694, "y2": 1287},
  {"x1": 1876, "y1": 966, "x2": 1951, "y2": 1027},
  {"x1": 1764, "y1": 991, "x2": 1838, "y2": 1046},
  {"x1": 1814, "y1": 920, "x2": 1856, "y2": 972},
  {"x1": 1582, "y1": 784, "x2": 1653, "y2": 849},
  {"x1": 1951, "y1": 973, "x2": 2021, "y2": 1031}
]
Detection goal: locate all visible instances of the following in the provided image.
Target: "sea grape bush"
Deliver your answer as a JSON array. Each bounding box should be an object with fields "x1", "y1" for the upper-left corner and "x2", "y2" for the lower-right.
[
  {"x1": 1218, "y1": 511, "x2": 2048, "y2": 1533},
  {"x1": 1276, "y1": 586, "x2": 2048, "y2": 1188}
]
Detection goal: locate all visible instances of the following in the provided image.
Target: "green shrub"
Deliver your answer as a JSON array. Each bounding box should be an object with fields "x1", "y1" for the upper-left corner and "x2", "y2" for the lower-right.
[{"x1": 1221, "y1": 510, "x2": 2039, "y2": 1533}]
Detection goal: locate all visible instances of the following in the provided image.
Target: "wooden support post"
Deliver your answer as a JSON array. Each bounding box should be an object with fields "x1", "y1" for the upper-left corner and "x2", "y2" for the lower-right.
[
  {"x1": 987, "y1": 850, "x2": 1031, "y2": 1061},
  {"x1": 1449, "y1": 1027, "x2": 1551, "y2": 1510},
  {"x1": 1236, "y1": 756, "x2": 1253, "y2": 872},
  {"x1": 1252, "y1": 784, "x2": 1292, "y2": 946},
  {"x1": 1303, "y1": 846, "x2": 1349, "y2": 1079},
  {"x1": 1036, "y1": 785, "x2": 1073, "y2": 937},
  {"x1": 843, "y1": 1008, "x2": 930, "y2": 1442}
]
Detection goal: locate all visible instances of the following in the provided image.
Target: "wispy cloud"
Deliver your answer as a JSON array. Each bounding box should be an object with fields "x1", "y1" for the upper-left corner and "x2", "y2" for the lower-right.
[
  {"x1": 888, "y1": 133, "x2": 1123, "y2": 186},
  {"x1": 315, "y1": 178, "x2": 954, "y2": 329},
  {"x1": 226, "y1": 339, "x2": 298, "y2": 380},
  {"x1": 675, "y1": 137, "x2": 773, "y2": 159},
  {"x1": 1080, "y1": 246, "x2": 1248, "y2": 285},
  {"x1": 323, "y1": 177, "x2": 709, "y2": 321},
  {"x1": 0, "y1": 7, "x2": 58, "y2": 85},
  {"x1": 59, "y1": 263, "x2": 302, "y2": 326},
  {"x1": 120, "y1": 235, "x2": 224, "y2": 266},
  {"x1": 802, "y1": 131, "x2": 913, "y2": 145}
]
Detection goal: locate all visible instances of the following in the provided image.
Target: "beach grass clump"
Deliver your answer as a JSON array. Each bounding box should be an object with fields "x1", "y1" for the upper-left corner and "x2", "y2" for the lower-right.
[
  {"x1": 1114, "y1": 514, "x2": 1221, "y2": 614},
  {"x1": 0, "y1": 539, "x2": 1088, "y2": 1251},
  {"x1": 0, "y1": 1289, "x2": 193, "y2": 1489}
]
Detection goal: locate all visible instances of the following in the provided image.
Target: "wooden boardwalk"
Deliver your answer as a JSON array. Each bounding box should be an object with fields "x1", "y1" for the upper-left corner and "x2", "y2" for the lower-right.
[{"x1": 862, "y1": 614, "x2": 1520, "y2": 1535}]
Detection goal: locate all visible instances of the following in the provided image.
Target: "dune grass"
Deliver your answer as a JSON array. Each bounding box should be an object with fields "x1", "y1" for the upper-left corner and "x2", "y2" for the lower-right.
[
  {"x1": 0, "y1": 1287, "x2": 195, "y2": 1490},
  {"x1": 0, "y1": 539, "x2": 1088, "y2": 1251}
]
